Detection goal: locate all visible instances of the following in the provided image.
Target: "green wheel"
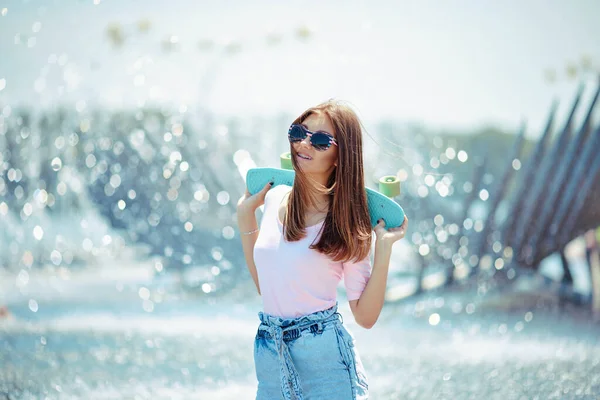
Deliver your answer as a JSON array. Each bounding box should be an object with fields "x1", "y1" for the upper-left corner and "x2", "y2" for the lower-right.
[
  {"x1": 280, "y1": 152, "x2": 293, "y2": 170},
  {"x1": 379, "y1": 175, "x2": 400, "y2": 198}
]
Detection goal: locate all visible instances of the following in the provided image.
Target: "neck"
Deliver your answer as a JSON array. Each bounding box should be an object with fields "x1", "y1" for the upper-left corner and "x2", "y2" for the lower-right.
[
  {"x1": 307, "y1": 198, "x2": 330, "y2": 214},
  {"x1": 304, "y1": 173, "x2": 331, "y2": 213}
]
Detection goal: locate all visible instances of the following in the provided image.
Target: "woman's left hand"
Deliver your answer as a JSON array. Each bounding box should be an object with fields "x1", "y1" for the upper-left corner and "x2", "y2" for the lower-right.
[{"x1": 373, "y1": 215, "x2": 409, "y2": 244}]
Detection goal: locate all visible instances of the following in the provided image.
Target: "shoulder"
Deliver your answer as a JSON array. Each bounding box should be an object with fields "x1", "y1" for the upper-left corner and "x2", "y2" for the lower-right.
[
  {"x1": 265, "y1": 184, "x2": 291, "y2": 208},
  {"x1": 266, "y1": 184, "x2": 291, "y2": 200}
]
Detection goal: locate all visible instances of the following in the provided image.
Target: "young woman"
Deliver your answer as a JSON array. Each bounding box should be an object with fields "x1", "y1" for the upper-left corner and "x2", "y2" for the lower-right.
[{"x1": 236, "y1": 100, "x2": 408, "y2": 399}]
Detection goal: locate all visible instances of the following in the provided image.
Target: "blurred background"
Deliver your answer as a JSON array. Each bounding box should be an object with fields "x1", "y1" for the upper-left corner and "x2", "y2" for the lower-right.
[{"x1": 1, "y1": 0, "x2": 600, "y2": 399}]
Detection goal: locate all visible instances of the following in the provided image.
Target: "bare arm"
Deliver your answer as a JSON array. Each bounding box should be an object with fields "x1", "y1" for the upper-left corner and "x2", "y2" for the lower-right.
[
  {"x1": 349, "y1": 216, "x2": 408, "y2": 329},
  {"x1": 348, "y1": 239, "x2": 393, "y2": 329},
  {"x1": 236, "y1": 182, "x2": 273, "y2": 295},
  {"x1": 237, "y1": 211, "x2": 261, "y2": 294}
]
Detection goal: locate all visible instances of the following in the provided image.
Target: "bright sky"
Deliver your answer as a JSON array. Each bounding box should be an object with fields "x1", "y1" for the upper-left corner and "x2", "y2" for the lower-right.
[{"x1": 0, "y1": 0, "x2": 599, "y2": 136}]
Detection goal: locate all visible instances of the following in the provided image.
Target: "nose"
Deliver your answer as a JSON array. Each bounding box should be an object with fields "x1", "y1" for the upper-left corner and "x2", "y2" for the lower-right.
[{"x1": 299, "y1": 134, "x2": 312, "y2": 147}]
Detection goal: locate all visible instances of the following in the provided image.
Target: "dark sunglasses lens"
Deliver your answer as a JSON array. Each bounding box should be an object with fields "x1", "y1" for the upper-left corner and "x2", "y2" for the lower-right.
[
  {"x1": 311, "y1": 133, "x2": 331, "y2": 150},
  {"x1": 288, "y1": 125, "x2": 305, "y2": 142}
]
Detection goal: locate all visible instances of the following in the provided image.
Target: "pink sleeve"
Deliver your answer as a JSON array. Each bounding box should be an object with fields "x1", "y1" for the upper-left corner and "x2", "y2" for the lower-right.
[{"x1": 342, "y1": 249, "x2": 373, "y2": 301}]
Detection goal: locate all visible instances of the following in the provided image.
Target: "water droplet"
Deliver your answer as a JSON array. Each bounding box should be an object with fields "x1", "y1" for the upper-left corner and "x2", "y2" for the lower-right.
[
  {"x1": 51, "y1": 157, "x2": 62, "y2": 171},
  {"x1": 492, "y1": 241, "x2": 502, "y2": 253},
  {"x1": 142, "y1": 300, "x2": 154, "y2": 312},
  {"x1": 85, "y1": 154, "x2": 96, "y2": 168},
  {"x1": 82, "y1": 238, "x2": 93, "y2": 252},
  {"x1": 428, "y1": 313, "x2": 440, "y2": 326},
  {"x1": 154, "y1": 261, "x2": 164, "y2": 272},
  {"x1": 514, "y1": 321, "x2": 524, "y2": 332},
  {"x1": 463, "y1": 218, "x2": 473, "y2": 230},
  {"x1": 33, "y1": 225, "x2": 44, "y2": 240},
  {"x1": 479, "y1": 189, "x2": 489, "y2": 201},
  {"x1": 138, "y1": 287, "x2": 150, "y2": 300},
  {"x1": 463, "y1": 181, "x2": 473, "y2": 193},
  {"x1": 217, "y1": 191, "x2": 230, "y2": 205},
  {"x1": 412, "y1": 164, "x2": 423, "y2": 177},
  {"x1": 169, "y1": 151, "x2": 182, "y2": 164},
  {"x1": 211, "y1": 247, "x2": 223, "y2": 261},
  {"x1": 507, "y1": 268, "x2": 516, "y2": 280},
  {"x1": 109, "y1": 174, "x2": 121, "y2": 188},
  {"x1": 498, "y1": 324, "x2": 508, "y2": 334},
  {"x1": 424, "y1": 175, "x2": 435, "y2": 187},
  {"x1": 50, "y1": 250, "x2": 62, "y2": 265},
  {"x1": 29, "y1": 299, "x2": 39, "y2": 312},
  {"x1": 494, "y1": 258, "x2": 504, "y2": 270},
  {"x1": 473, "y1": 220, "x2": 484, "y2": 232},
  {"x1": 172, "y1": 123, "x2": 184, "y2": 137},
  {"x1": 16, "y1": 269, "x2": 29, "y2": 288},
  {"x1": 222, "y1": 226, "x2": 235, "y2": 239}
]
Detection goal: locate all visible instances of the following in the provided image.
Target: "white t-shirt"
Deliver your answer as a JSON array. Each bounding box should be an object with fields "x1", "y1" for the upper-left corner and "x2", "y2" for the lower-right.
[{"x1": 253, "y1": 185, "x2": 372, "y2": 319}]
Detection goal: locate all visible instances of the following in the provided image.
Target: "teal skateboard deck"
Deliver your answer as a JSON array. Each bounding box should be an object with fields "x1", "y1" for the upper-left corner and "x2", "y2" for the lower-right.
[{"x1": 246, "y1": 153, "x2": 406, "y2": 229}]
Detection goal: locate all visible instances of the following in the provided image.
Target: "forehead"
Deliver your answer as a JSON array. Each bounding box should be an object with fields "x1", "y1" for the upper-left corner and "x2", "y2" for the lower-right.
[{"x1": 302, "y1": 111, "x2": 335, "y2": 137}]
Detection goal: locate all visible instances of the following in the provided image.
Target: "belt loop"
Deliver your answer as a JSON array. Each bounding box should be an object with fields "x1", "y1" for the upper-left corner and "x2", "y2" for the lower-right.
[
  {"x1": 308, "y1": 322, "x2": 323, "y2": 335},
  {"x1": 316, "y1": 321, "x2": 323, "y2": 333}
]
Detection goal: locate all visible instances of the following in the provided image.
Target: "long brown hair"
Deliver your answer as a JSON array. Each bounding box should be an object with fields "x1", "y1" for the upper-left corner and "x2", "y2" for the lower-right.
[{"x1": 283, "y1": 100, "x2": 372, "y2": 263}]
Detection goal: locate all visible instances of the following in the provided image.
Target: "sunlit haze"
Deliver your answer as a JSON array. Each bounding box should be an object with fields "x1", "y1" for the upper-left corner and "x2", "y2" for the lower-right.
[{"x1": 1, "y1": 0, "x2": 599, "y2": 135}]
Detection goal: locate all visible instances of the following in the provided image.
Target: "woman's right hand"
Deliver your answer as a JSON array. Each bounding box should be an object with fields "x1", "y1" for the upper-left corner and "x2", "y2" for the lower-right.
[{"x1": 236, "y1": 182, "x2": 274, "y2": 215}]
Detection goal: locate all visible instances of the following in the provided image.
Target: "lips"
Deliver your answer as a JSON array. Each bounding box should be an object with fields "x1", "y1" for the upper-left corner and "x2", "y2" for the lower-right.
[{"x1": 297, "y1": 153, "x2": 312, "y2": 160}]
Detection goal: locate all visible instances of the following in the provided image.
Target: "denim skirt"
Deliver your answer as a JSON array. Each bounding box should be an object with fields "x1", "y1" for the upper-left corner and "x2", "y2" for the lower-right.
[{"x1": 254, "y1": 303, "x2": 369, "y2": 399}]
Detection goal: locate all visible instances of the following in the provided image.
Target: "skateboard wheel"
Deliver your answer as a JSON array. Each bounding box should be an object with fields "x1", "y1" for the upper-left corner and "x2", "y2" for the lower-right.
[
  {"x1": 379, "y1": 176, "x2": 400, "y2": 198},
  {"x1": 280, "y1": 152, "x2": 293, "y2": 170}
]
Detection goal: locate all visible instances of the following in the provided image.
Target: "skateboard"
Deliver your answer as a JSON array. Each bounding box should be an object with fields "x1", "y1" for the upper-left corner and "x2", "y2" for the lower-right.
[{"x1": 245, "y1": 152, "x2": 406, "y2": 229}]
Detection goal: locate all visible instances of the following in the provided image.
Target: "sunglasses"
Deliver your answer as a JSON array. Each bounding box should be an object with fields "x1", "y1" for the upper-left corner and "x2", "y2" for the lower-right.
[{"x1": 287, "y1": 124, "x2": 338, "y2": 151}]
